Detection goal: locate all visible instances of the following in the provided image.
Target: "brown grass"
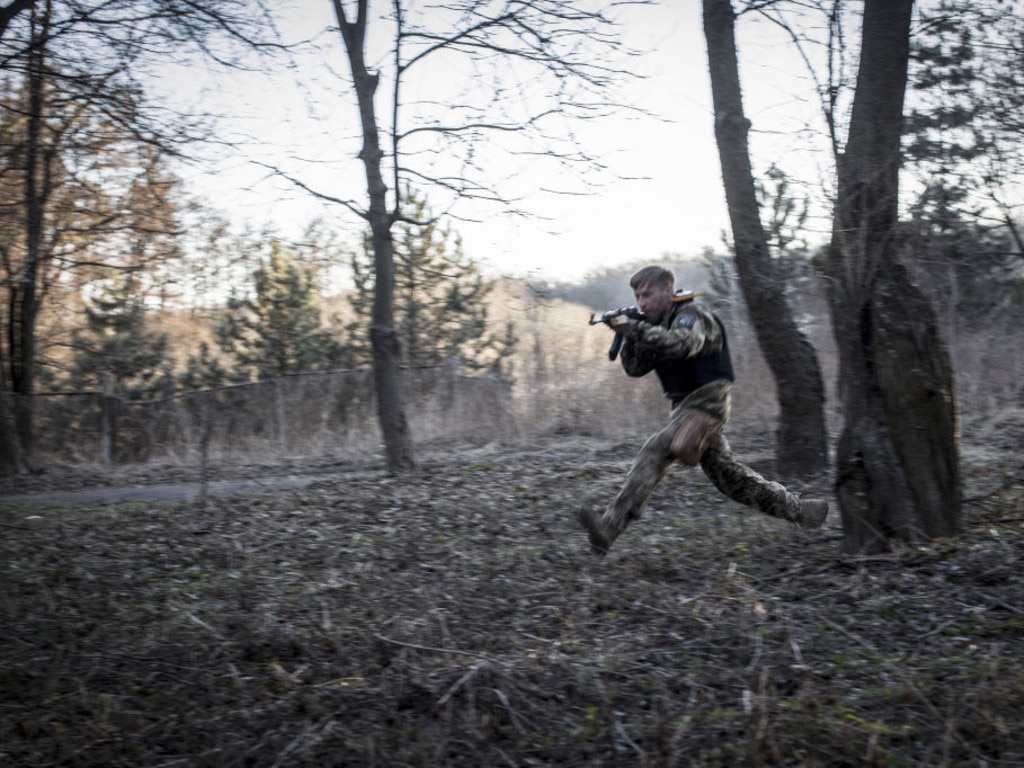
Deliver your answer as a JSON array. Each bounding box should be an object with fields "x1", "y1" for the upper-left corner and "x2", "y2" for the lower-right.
[
  {"x1": 5, "y1": 278, "x2": 1023, "y2": 766},
  {"x1": 21, "y1": 275, "x2": 1024, "y2": 469},
  {"x1": 2, "y1": 415, "x2": 1022, "y2": 767}
]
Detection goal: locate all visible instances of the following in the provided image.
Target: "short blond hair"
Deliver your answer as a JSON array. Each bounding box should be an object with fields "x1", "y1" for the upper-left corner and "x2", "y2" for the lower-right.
[{"x1": 630, "y1": 266, "x2": 674, "y2": 291}]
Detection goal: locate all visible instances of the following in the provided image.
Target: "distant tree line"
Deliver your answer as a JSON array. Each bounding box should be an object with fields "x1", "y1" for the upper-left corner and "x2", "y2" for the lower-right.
[
  {"x1": 47, "y1": 194, "x2": 514, "y2": 399},
  {"x1": 0, "y1": 0, "x2": 281, "y2": 473}
]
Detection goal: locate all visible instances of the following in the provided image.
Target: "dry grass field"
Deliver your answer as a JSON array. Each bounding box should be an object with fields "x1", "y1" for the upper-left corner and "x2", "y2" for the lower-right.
[
  {"x1": 3, "y1": 277, "x2": 1023, "y2": 766},
  {"x1": 2, "y1": 408, "x2": 1022, "y2": 767}
]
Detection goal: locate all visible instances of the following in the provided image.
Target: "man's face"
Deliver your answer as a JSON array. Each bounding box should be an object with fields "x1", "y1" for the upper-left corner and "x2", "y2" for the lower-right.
[{"x1": 634, "y1": 281, "x2": 674, "y2": 323}]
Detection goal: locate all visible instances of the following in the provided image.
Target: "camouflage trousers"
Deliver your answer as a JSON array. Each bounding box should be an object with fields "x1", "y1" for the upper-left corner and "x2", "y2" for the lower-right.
[{"x1": 603, "y1": 379, "x2": 802, "y2": 537}]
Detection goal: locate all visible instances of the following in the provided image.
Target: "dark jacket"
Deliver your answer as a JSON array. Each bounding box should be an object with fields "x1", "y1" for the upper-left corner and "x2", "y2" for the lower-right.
[{"x1": 619, "y1": 299, "x2": 734, "y2": 405}]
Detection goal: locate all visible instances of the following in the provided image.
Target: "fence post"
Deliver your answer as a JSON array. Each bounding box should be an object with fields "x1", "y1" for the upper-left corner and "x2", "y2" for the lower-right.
[
  {"x1": 99, "y1": 372, "x2": 117, "y2": 465},
  {"x1": 199, "y1": 396, "x2": 212, "y2": 507},
  {"x1": 274, "y1": 377, "x2": 287, "y2": 449},
  {"x1": 448, "y1": 355, "x2": 461, "y2": 430}
]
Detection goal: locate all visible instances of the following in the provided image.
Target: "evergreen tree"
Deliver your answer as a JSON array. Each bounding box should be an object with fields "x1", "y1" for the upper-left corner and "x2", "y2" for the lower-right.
[
  {"x1": 904, "y1": 2, "x2": 1022, "y2": 213},
  {"x1": 216, "y1": 242, "x2": 349, "y2": 381},
  {"x1": 0, "y1": 1, "x2": 272, "y2": 461},
  {"x1": 348, "y1": 188, "x2": 516, "y2": 376},
  {"x1": 903, "y1": 3, "x2": 1024, "y2": 321},
  {"x1": 178, "y1": 341, "x2": 229, "y2": 390},
  {"x1": 70, "y1": 272, "x2": 172, "y2": 398}
]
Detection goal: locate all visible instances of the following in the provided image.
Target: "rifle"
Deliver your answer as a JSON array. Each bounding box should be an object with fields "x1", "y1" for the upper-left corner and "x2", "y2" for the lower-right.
[
  {"x1": 588, "y1": 306, "x2": 644, "y2": 361},
  {"x1": 589, "y1": 290, "x2": 705, "y2": 361}
]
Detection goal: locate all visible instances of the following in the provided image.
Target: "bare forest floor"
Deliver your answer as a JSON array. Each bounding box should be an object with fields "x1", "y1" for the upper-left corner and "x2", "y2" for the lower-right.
[{"x1": 2, "y1": 413, "x2": 1023, "y2": 768}]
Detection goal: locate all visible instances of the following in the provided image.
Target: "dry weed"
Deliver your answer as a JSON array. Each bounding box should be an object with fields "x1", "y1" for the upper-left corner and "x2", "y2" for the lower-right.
[{"x1": 2, "y1": 426, "x2": 1022, "y2": 767}]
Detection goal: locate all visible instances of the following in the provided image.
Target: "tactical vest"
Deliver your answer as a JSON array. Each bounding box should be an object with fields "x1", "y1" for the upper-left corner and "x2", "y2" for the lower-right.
[{"x1": 653, "y1": 306, "x2": 735, "y2": 405}]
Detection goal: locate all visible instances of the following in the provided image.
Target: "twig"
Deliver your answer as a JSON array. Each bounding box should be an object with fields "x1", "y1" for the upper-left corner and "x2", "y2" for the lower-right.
[
  {"x1": 917, "y1": 617, "x2": 961, "y2": 640},
  {"x1": 437, "y1": 659, "x2": 488, "y2": 706},
  {"x1": 821, "y1": 617, "x2": 877, "y2": 652},
  {"x1": 745, "y1": 630, "x2": 764, "y2": 672},
  {"x1": 184, "y1": 611, "x2": 224, "y2": 640},
  {"x1": 668, "y1": 688, "x2": 699, "y2": 768},
  {"x1": 375, "y1": 633, "x2": 493, "y2": 661},
  {"x1": 491, "y1": 685, "x2": 529, "y2": 735},
  {"x1": 269, "y1": 727, "x2": 306, "y2": 768},
  {"x1": 0, "y1": 521, "x2": 35, "y2": 530},
  {"x1": 614, "y1": 716, "x2": 645, "y2": 759},
  {"x1": 982, "y1": 595, "x2": 1024, "y2": 615}
]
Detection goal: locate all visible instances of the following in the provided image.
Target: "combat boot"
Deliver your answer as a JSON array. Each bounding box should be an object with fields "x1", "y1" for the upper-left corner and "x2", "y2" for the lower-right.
[
  {"x1": 795, "y1": 498, "x2": 829, "y2": 529},
  {"x1": 576, "y1": 506, "x2": 619, "y2": 555}
]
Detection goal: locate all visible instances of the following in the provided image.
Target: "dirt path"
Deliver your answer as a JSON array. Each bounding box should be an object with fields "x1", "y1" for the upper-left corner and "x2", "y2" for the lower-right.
[
  {"x1": 0, "y1": 472, "x2": 341, "y2": 509},
  {"x1": 0, "y1": 437, "x2": 629, "y2": 510}
]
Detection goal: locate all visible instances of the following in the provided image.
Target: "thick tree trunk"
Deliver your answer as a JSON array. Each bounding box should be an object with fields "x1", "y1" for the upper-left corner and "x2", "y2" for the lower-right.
[
  {"x1": 367, "y1": 220, "x2": 414, "y2": 472},
  {"x1": 702, "y1": 0, "x2": 828, "y2": 476},
  {"x1": 8, "y1": 277, "x2": 37, "y2": 452},
  {"x1": 0, "y1": 0, "x2": 32, "y2": 477},
  {"x1": 0, "y1": 0, "x2": 33, "y2": 39},
  {"x1": 0, "y1": 347, "x2": 26, "y2": 477},
  {"x1": 8, "y1": 5, "x2": 48, "y2": 455},
  {"x1": 828, "y1": 0, "x2": 961, "y2": 553},
  {"x1": 335, "y1": 0, "x2": 414, "y2": 472}
]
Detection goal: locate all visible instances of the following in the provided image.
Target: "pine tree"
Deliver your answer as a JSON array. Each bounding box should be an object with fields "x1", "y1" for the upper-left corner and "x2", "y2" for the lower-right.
[
  {"x1": 70, "y1": 272, "x2": 172, "y2": 398},
  {"x1": 216, "y1": 242, "x2": 349, "y2": 381},
  {"x1": 903, "y1": 3, "x2": 1024, "y2": 322},
  {"x1": 348, "y1": 188, "x2": 516, "y2": 375},
  {"x1": 178, "y1": 342, "x2": 229, "y2": 390}
]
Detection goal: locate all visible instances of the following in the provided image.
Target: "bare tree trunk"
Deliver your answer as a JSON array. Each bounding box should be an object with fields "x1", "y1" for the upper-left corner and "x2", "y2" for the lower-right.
[
  {"x1": 0, "y1": 347, "x2": 26, "y2": 476},
  {"x1": 334, "y1": 0, "x2": 413, "y2": 472},
  {"x1": 0, "y1": 0, "x2": 33, "y2": 38},
  {"x1": 8, "y1": 3, "x2": 49, "y2": 456},
  {"x1": 702, "y1": 0, "x2": 828, "y2": 476},
  {"x1": 828, "y1": 0, "x2": 961, "y2": 553},
  {"x1": 0, "y1": 0, "x2": 32, "y2": 478},
  {"x1": 99, "y1": 371, "x2": 117, "y2": 465}
]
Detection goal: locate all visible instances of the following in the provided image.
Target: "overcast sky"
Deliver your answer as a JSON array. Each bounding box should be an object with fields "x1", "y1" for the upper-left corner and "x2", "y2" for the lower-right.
[{"x1": 167, "y1": 1, "x2": 839, "y2": 283}]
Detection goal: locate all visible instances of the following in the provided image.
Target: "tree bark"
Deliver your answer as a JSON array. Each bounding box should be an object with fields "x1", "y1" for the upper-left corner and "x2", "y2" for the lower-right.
[
  {"x1": 0, "y1": 347, "x2": 26, "y2": 476},
  {"x1": 828, "y1": 0, "x2": 961, "y2": 553},
  {"x1": 0, "y1": 0, "x2": 32, "y2": 478},
  {"x1": 334, "y1": 0, "x2": 414, "y2": 472},
  {"x1": 8, "y1": 2, "x2": 48, "y2": 455},
  {"x1": 702, "y1": 0, "x2": 828, "y2": 476},
  {"x1": 0, "y1": 0, "x2": 33, "y2": 39}
]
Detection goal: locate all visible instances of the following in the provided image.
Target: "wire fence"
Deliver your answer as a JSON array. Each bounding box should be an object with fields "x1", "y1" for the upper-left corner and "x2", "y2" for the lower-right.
[
  {"x1": 19, "y1": 362, "x2": 521, "y2": 466},
  {"x1": 10, "y1": 314, "x2": 1019, "y2": 469}
]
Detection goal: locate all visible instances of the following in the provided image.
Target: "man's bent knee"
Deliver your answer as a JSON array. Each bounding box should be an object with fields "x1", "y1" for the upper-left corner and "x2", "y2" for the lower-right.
[{"x1": 670, "y1": 410, "x2": 721, "y2": 466}]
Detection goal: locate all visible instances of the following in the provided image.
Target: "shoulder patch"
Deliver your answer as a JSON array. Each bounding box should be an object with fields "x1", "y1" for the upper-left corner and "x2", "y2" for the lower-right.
[{"x1": 675, "y1": 312, "x2": 697, "y2": 328}]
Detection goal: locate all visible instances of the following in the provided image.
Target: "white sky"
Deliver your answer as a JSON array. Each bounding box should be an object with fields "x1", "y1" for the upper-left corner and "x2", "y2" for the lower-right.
[
  {"x1": 460, "y1": 5, "x2": 729, "y2": 282},
  {"x1": 167, "y1": 1, "x2": 839, "y2": 283}
]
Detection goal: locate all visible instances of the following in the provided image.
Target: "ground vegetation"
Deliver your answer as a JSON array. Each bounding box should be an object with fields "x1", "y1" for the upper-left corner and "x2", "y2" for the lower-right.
[{"x1": 1, "y1": 412, "x2": 1022, "y2": 766}]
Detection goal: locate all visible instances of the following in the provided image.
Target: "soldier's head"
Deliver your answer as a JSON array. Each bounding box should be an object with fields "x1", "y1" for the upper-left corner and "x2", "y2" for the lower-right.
[{"x1": 630, "y1": 266, "x2": 675, "y2": 323}]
